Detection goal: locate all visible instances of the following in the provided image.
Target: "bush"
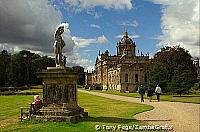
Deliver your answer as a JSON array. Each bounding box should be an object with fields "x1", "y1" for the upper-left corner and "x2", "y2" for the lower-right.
[
  {"x1": 192, "y1": 82, "x2": 200, "y2": 90},
  {"x1": 0, "y1": 91, "x2": 42, "y2": 95},
  {"x1": 94, "y1": 84, "x2": 103, "y2": 90},
  {"x1": 0, "y1": 86, "x2": 29, "y2": 92},
  {"x1": 0, "y1": 91, "x2": 15, "y2": 95}
]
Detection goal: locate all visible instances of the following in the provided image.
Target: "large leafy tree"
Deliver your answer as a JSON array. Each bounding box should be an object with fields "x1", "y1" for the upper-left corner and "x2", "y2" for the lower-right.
[{"x1": 148, "y1": 46, "x2": 197, "y2": 95}]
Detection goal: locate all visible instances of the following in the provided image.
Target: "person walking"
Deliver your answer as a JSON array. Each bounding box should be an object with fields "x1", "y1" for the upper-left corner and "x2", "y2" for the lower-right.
[
  {"x1": 138, "y1": 85, "x2": 145, "y2": 102},
  {"x1": 147, "y1": 88, "x2": 153, "y2": 102},
  {"x1": 155, "y1": 85, "x2": 162, "y2": 102}
]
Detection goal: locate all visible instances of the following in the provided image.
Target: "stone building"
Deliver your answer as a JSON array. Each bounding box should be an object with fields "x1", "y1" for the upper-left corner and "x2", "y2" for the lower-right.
[
  {"x1": 85, "y1": 72, "x2": 92, "y2": 86},
  {"x1": 86, "y1": 31, "x2": 150, "y2": 92},
  {"x1": 193, "y1": 58, "x2": 200, "y2": 80}
]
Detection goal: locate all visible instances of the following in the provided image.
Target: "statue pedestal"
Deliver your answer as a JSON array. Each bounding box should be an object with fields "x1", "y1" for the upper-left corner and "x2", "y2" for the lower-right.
[{"x1": 35, "y1": 67, "x2": 88, "y2": 123}]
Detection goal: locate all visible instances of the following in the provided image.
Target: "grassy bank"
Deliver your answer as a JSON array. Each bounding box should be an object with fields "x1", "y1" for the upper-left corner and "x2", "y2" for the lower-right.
[
  {"x1": 87, "y1": 89, "x2": 200, "y2": 104},
  {"x1": 0, "y1": 92, "x2": 153, "y2": 132}
]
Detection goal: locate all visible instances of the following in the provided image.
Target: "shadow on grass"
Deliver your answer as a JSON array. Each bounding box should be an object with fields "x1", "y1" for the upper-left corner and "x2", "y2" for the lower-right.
[
  {"x1": 19, "y1": 116, "x2": 137, "y2": 124},
  {"x1": 85, "y1": 116, "x2": 137, "y2": 123},
  {"x1": 173, "y1": 96, "x2": 200, "y2": 97}
]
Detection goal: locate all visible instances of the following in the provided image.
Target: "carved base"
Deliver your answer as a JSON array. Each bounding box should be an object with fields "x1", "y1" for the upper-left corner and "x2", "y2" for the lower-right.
[
  {"x1": 31, "y1": 106, "x2": 88, "y2": 123},
  {"x1": 36, "y1": 67, "x2": 88, "y2": 123}
]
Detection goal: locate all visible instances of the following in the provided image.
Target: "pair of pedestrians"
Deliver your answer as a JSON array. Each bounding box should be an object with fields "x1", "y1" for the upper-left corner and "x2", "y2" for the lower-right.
[{"x1": 138, "y1": 85, "x2": 162, "y2": 102}]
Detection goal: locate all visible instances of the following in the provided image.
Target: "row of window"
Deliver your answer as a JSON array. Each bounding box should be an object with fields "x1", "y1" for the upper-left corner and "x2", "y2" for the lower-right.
[
  {"x1": 125, "y1": 74, "x2": 147, "y2": 83},
  {"x1": 108, "y1": 73, "x2": 148, "y2": 83}
]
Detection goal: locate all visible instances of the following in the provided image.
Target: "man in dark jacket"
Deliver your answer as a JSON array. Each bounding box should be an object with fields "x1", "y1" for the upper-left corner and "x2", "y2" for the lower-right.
[{"x1": 138, "y1": 85, "x2": 145, "y2": 102}]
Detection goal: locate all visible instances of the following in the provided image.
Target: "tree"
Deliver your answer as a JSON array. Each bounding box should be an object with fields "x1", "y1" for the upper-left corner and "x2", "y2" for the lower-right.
[
  {"x1": 32, "y1": 56, "x2": 55, "y2": 84},
  {"x1": 0, "y1": 50, "x2": 55, "y2": 87},
  {"x1": 0, "y1": 50, "x2": 11, "y2": 87},
  {"x1": 72, "y1": 66, "x2": 85, "y2": 85},
  {"x1": 148, "y1": 63, "x2": 169, "y2": 92},
  {"x1": 169, "y1": 65, "x2": 196, "y2": 96},
  {"x1": 9, "y1": 50, "x2": 34, "y2": 86},
  {"x1": 148, "y1": 46, "x2": 197, "y2": 95}
]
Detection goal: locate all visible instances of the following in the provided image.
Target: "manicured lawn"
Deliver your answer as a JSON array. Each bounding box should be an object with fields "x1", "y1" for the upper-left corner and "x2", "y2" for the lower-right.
[
  {"x1": 0, "y1": 92, "x2": 153, "y2": 132},
  {"x1": 89, "y1": 90, "x2": 200, "y2": 104}
]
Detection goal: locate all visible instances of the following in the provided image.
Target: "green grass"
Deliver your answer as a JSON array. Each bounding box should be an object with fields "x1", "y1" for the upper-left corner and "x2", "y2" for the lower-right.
[
  {"x1": 0, "y1": 92, "x2": 153, "y2": 132},
  {"x1": 88, "y1": 90, "x2": 200, "y2": 104}
]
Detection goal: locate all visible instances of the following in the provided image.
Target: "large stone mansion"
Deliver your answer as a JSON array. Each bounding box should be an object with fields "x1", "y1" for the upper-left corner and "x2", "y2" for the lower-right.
[{"x1": 85, "y1": 31, "x2": 150, "y2": 92}]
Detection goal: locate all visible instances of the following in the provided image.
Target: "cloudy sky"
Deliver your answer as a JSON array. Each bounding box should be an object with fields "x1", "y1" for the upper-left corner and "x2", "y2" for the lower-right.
[{"x1": 0, "y1": 0, "x2": 199, "y2": 71}]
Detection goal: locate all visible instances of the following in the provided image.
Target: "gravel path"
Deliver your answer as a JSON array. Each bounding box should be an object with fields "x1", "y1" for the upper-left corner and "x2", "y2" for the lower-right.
[{"x1": 78, "y1": 90, "x2": 200, "y2": 132}]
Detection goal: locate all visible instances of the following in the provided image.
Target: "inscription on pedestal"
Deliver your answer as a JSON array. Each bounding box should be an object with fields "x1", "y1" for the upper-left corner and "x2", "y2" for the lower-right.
[{"x1": 43, "y1": 83, "x2": 77, "y2": 107}]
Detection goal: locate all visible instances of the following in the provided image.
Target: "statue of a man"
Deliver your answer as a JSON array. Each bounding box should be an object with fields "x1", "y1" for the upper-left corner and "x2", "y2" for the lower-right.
[{"x1": 54, "y1": 26, "x2": 66, "y2": 67}]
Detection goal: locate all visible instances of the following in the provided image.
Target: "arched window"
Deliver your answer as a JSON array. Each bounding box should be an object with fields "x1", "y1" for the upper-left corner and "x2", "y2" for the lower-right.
[
  {"x1": 125, "y1": 74, "x2": 128, "y2": 82},
  {"x1": 135, "y1": 74, "x2": 138, "y2": 83}
]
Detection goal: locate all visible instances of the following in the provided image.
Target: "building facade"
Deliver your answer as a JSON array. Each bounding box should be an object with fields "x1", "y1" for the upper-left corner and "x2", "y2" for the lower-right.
[
  {"x1": 87, "y1": 32, "x2": 150, "y2": 92},
  {"x1": 85, "y1": 72, "x2": 92, "y2": 86},
  {"x1": 193, "y1": 58, "x2": 200, "y2": 80}
]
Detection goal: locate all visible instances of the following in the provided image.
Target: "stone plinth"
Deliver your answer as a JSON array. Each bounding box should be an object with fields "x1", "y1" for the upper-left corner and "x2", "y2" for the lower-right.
[{"x1": 36, "y1": 67, "x2": 88, "y2": 123}]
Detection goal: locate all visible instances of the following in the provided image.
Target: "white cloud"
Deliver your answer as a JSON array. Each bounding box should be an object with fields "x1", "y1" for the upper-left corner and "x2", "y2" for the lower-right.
[
  {"x1": 97, "y1": 35, "x2": 108, "y2": 43},
  {"x1": 64, "y1": 0, "x2": 133, "y2": 10},
  {"x1": 72, "y1": 35, "x2": 108, "y2": 47},
  {"x1": 149, "y1": 35, "x2": 163, "y2": 40},
  {"x1": 69, "y1": 34, "x2": 108, "y2": 70},
  {"x1": 0, "y1": 0, "x2": 95, "y2": 71},
  {"x1": 129, "y1": 34, "x2": 140, "y2": 39},
  {"x1": 116, "y1": 33, "x2": 140, "y2": 39},
  {"x1": 0, "y1": 43, "x2": 14, "y2": 53},
  {"x1": 120, "y1": 20, "x2": 139, "y2": 27},
  {"x1": 94, "y1": 12, "x2": 103, "y2": 19},
  {"x1": 90, "y1": 24, "x2": 101, "y2": 29},
  {"x1": 149, "y1": 0, "x2": 200, "y2": 57},
  {"x1": 61, "y1": 44, "x2": 94, "y2": 71},
  {"x1": 86, "y1": 9, "x2": 102, "y2": 19},
  {"x1": 0, "y1": 0, "x2": 62, "y2": 53},
  {"x1": 72, "y1": 37, "x2": 96, "y2": 47},
  {"x1": 68, "y1": 56, "x2": 94, "y2": 71}
]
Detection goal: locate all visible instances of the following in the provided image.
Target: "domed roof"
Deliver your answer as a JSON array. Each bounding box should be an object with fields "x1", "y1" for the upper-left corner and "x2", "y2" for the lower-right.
[{"x1": 119, "y1": 31, "x2": 134, "y2": 45}]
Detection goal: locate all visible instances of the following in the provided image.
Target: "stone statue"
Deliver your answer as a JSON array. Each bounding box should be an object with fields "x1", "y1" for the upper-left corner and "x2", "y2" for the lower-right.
[
  {"x1": 63, "y1": 55, "x2": 66, "y2": 66},
  {"x1": 54, "y1": 26, "x2": 66, "y2": 67}
]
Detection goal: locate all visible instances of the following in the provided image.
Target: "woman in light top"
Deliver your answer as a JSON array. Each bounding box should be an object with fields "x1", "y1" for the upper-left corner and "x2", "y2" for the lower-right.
[{"x1": 31, "y1": 95, "x2": 42, "y2": 114}]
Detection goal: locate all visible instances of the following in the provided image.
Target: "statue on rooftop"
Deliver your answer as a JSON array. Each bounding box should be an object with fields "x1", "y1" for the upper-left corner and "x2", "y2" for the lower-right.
[{"x1": 54, "y1": 26, "x2": 66, "y2": 67}]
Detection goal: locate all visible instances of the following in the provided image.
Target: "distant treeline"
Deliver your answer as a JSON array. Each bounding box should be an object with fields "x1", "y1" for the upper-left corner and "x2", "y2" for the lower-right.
[
  {"x1": 0, "y1": 50, "x2": 55, "y2": 87},
  {"x1": 0, "y1": 50, "x2": 85, "y2": 88}
]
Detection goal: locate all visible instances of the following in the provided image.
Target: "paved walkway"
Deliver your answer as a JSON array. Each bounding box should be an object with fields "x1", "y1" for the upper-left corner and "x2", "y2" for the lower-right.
[{"x1": 78, "y1": 89, "x2": 200, "y2": 132}]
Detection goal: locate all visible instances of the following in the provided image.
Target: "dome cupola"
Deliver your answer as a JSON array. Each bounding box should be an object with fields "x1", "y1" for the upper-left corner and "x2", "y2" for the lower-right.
[
  {"x1": 116, "y1": 31, "x2": 136, "y2": 57},
  {"x1": 119, "y1": 31, "x2": 135, "y2": 45}
]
